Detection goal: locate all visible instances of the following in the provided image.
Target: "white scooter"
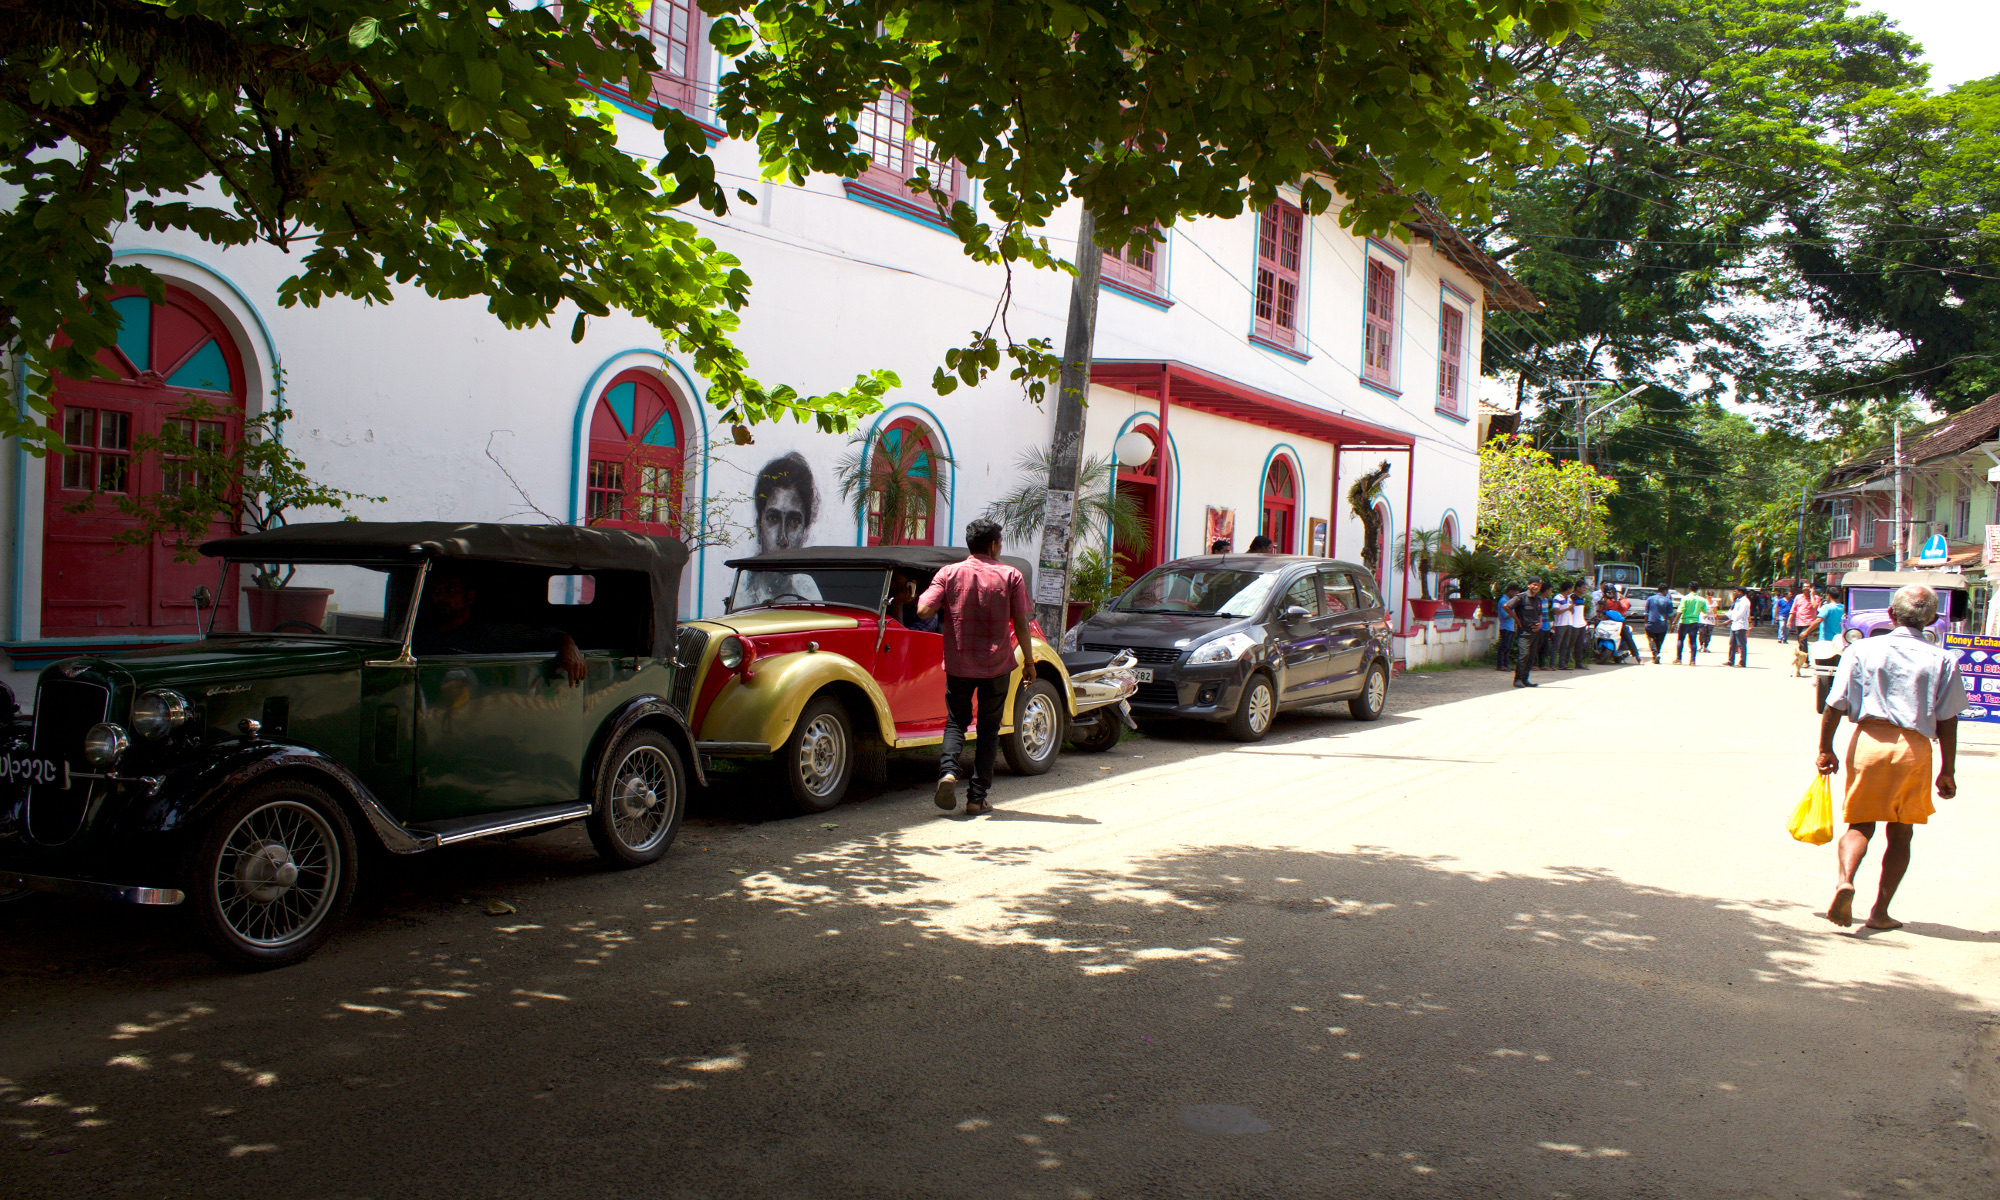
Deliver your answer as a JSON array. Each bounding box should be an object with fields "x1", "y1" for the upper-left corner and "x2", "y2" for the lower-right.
[{"x1": 1060, "y1": 649, "x2": 1140, "y2": 752}]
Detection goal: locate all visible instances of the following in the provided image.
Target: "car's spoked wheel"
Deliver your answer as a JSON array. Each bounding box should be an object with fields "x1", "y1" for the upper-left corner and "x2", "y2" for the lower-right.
[
  {"x1": 589, "y1": 730, "x2": 685, "y2": 866},
  {"x1": 783, "y1": 695, "x2": 853, "y2": 814},
  {"x1": 1226, "y1": 673, "x2": 1275, "y2": 742},
  {"x1": 188, "y1": 780, "x2": 357, "y2": 969},
  {"x1": 1349, "y1": 661, "x2": 1390, "y2": 721},
  {"x1": 1003, "y1": 679, "x2": 1065, "y2": 775}
]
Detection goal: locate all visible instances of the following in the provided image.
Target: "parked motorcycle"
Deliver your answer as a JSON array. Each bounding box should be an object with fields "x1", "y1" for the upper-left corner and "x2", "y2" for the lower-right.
[
  {"x1": 1060, "y1": 649, "x2": 1140, "y2": 752},
  {"x1": 1592, "y1": 612, "x2": 1638, "y2": 664}
]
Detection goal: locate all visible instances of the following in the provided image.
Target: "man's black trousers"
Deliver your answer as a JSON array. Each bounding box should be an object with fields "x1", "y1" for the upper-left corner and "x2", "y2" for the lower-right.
[{"x1": 941, "y1": 673, "x2": 1012, "y2": 800}]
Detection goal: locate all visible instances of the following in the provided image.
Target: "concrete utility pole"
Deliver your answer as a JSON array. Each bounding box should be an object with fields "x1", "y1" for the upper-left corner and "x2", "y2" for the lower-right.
[
  {"x1": 1893, "y1": 419, "x2": 1905, "y2": 567},
  {"x1": 1558, "y1": 380, "x2": 1643, "y2": 578},
  {"x1": 1032, "y1": 206, "x2": 1105, "y2": 638},
  {"x1": 1791, "y1": 479, "x2": 1810, "y2": 584}
]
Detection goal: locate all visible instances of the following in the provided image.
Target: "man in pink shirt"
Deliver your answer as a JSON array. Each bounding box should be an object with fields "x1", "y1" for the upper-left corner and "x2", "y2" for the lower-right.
[
  {"x1": 1791, "y1": 586, "x2": 1821, "y2": 652},
  {"x1": 917, "y1": 519, "x2": 1037, "y2": 816}
]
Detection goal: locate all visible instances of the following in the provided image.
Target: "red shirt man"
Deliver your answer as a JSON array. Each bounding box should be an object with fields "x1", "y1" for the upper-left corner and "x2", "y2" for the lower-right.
[{"x1": 917, "y1": 521, "x2": 1036, "y2": 815}]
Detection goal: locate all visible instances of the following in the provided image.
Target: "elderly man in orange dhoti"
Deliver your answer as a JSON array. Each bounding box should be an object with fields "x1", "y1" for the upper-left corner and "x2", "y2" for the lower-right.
[{"x1": 1814, "y1": 583, "x2": 1968, "y2": 930}]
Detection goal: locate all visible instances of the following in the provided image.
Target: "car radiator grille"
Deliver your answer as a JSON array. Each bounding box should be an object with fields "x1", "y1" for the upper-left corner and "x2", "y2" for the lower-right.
[
  {"x1": 1084, "y1": 643, "x2": 1182, "y2": 665},
  {"x1": 670, "y1": 626, "x2": 710, "y2": 716},
  {"x1": 26, "y1": 677, "x2": 109, "y2": 844},
  {"x1": 1132, "y1": 681, "x2": 1182, "y2": 707}
]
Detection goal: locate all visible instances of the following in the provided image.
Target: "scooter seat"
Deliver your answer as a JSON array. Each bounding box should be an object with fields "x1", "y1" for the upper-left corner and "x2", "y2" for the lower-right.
[{"x1": 1060, "y1": 650, "x2": 1120, "y2": 673}]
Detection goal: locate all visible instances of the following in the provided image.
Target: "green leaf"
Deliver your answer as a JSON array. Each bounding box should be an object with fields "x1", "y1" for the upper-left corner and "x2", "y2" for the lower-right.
[{"x1": 349, "y1": 16, "x2": 380, "y2": 48}]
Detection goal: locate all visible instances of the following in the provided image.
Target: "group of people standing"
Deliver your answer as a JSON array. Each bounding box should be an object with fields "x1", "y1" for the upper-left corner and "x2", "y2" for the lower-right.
[{"x1": 1495, "y1": 578, "x2": 1646, "y2": 687}]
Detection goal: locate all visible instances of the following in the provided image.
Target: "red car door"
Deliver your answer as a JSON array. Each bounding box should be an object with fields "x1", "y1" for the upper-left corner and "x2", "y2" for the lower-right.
[{"x1": 874, "y1": 616, "x2": 949, "y2": 738}]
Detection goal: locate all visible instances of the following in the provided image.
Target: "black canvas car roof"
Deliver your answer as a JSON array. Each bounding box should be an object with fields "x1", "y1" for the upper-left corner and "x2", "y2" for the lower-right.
[
  {"x1": 202, "y1": 522, "x2": 688, "y2": 656},
  {"x1": 725, "y1": 545, "x2": 1033, "y2": 578}
]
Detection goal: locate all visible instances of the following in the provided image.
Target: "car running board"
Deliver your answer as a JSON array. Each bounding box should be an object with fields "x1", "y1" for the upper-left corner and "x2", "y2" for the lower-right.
[{"x1": 409, "y1": 802, "x2": 594, "y2": 848}]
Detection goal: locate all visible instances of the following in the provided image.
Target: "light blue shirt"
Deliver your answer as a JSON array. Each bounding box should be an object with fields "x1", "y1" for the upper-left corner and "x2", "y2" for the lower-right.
[{"x1": 1828, "y1": 627, "x2": 1967, "y2": 739}]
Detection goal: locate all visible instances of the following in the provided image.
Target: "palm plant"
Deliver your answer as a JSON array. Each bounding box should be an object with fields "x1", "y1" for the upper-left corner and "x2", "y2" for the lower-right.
[
  {"x1": 835, "y1": 428, "x2": 953, "y2": 545},
  {"x1": 983, "y1": 447, "x2": 1151, "y2": 554},
  {"x1": 1405, "y1": 527, "x2": 1446, "y2": 600},
  {"x1": 1440, "y1": 545, "x2": 1504, "y2": 599}
]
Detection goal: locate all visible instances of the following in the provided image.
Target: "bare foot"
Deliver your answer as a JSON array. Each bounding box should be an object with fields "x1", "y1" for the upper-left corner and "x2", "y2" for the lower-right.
[
  {"x1": 1862, "y1": 915, "x2": 1904, "y2": 931},
  {"x1": 1825, "y1": 885, "x2": 1856, "y2": 927}
]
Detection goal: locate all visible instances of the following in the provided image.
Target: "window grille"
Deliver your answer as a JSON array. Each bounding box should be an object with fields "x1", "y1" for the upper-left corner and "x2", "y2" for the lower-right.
[
  {"x1": 1364, "y1": 260, "x2": 1398, "y2": 386},
  {"x1": 1437, "y1": 304, "x2": 1465, "y2": 415},
  {"x1": 1254, "y1": 202, "x2": 1304, "y2": 344}
]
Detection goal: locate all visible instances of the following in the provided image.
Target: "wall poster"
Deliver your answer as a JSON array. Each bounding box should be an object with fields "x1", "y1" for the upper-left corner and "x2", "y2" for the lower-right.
[{"x1": 1205, "y1": 506, "x2": 1235, "y2": 553}]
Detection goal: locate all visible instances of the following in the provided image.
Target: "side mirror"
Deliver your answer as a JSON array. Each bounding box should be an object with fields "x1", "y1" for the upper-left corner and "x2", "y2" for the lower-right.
[
  {"x1": 1284, "y1": 605, "x2": 1312, "y2": 620},
  {"x1": 722, "y1": 597, "x2": 734, "y2": 614}
]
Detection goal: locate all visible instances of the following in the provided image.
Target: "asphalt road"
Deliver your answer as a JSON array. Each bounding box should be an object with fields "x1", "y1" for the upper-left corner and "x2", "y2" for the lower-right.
[{"x1": 4, "y1": 635, "x2": 1997, "y2": 1199}]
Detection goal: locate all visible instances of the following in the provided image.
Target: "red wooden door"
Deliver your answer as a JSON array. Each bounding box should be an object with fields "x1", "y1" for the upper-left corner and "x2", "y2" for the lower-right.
[
  {"x1": 43, "y1": 286, "x2": 245, "y2": 638},
  {"x1": 1261, "y1": 457, "x2": 1296, "y2": 554}
]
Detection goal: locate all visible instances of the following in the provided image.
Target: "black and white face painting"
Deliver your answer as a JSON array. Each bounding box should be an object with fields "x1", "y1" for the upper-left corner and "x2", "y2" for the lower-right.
[{"x1": 751, "y1": 451, "x2": 817, "y2": 553}]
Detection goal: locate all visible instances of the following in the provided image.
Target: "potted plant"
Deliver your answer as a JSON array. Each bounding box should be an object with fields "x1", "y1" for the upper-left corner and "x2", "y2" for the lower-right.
[
  {"x1": 1066, "y1": 546, "x2": 1134, "y2": 629},
  {"x1": 93, "y1": 396, "x2": 384, "y2": 631},
  {"x1": 835, "y1": 426, "x2": 955, "y2": 545},
  {"x1": 1443, "y1": 546, "x2": 1503, "y2": 618},
  {"x1": 983, "y1": 446, "x2": 1152, "y2": 562},
  {"x1": 1405, "y1": 526, "x2": 1446, "y2": 622}
]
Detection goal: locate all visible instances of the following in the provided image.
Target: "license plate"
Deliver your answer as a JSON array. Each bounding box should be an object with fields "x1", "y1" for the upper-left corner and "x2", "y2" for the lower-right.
[
  {"x1": 1, "y1": 752, "x2": 63, "y2": 788},
  {"x1": 1134, "y1": 668, "x2": 1153, "y2": 683}
]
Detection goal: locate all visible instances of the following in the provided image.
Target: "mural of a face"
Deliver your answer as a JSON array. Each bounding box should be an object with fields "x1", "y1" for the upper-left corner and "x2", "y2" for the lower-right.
[{"x1": 752, "y1": 451, "x2": 817, "y2": 552}]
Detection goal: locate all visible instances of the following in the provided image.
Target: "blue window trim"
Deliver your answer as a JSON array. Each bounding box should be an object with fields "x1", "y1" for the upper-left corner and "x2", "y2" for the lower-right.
[
  {"x1": 1364, "y1": 235, "x2": 1410, "y2": 262},
  {"x1": 842, "y1": 181, "x2": 955, "y2": 233},
  {"x1": 854, "y1": 403, "x2": 957, "y2": 546},
  {"x1": 1441, "y1": 278, "x2": 1477, "y2": 307},
  {"x1": 1432, "y1": 405, "x2": 1469, "y2": 424},
  {"x1": 1358, "y1": 377, "x2": 1403, "y2": 400},
  {"x1": 1248, "y1": 333, "x2": 1312, "y2": 364},
  {"x1": 1255, "y1": 444, "x2": 1308, "y2": 554},
  {"x1": 584, "y1": 82, "x2": 724, "y2": 146},
  {"x1": 1109, "y1": 412, "x2": 1182, "y2": 560},
  {"x1": 1101, "y1": 277, "x2": 1173, "y2": 311},
  {"x1": 1359, "y1": 242, "x2": 1404, "y2": 395}
]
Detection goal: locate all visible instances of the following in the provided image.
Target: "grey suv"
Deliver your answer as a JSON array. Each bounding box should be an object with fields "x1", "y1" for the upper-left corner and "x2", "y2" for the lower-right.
[{"x1": 1063, "y1": 555, "x2": 1394, "y2": 741}]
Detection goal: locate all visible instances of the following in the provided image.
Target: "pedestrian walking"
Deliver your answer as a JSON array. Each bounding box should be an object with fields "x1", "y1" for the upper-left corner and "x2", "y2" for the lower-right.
[
  {"x1": 1775, "y1": 591, "x2": 1793, "y2": 641},
  {"x1": 1507, "y1": 579, "x2": 1548, "y2": 688},
  {"x1": 1644, "y1": 586, "x2": 1674, "y2": 663},
  {"x1": 1697, "y1": 591, "x2": 1716, "y2": 653},
  {"x1": 1550, "y1": 580, "x2": 1583, "y2": 669},
  {"x1": 1813, "y1": 584, "x2": 1966, "y2": 930},
  {"x1": 1726, "y1": 586, "x2": 1751, "y2": 667},
  {"x1": 917, "y1": 519, "x2": 1036, "y2": 817},
  {"x1": 1792, "y1": 586, "x2": 1821, "y2": 653},
  {"x1": 1495, "y1": 584, "x2": 1521, "y2": 670},
  {"x1": 1675, "y1": 584, "x2": 1709, "y2": 663}
]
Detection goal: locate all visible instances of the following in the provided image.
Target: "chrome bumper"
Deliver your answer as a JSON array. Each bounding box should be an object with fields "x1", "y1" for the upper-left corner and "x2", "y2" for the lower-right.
[{"x1": 0, "y1": 869, "x2": 184, "y2": 906}]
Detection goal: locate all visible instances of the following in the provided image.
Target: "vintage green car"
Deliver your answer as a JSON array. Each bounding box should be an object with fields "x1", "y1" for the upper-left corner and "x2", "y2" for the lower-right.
[
  {"x1": 0, "y1": 522, "x2": 700, "y2": 968},
  {"x1": 683, "y1": 546, "x2": 1076, "y2": 813}
]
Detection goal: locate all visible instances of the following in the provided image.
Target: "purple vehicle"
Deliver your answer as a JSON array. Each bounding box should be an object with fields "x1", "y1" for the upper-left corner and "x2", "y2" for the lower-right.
[{"x1": 1838, "y1": 570, "x2": 1969, "y2": 646}]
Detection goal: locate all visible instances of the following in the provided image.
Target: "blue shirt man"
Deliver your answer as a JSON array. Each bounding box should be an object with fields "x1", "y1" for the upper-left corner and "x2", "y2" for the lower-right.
[{"x1": 1818, "y1": 600, "x2": 1846, "y2": 642}]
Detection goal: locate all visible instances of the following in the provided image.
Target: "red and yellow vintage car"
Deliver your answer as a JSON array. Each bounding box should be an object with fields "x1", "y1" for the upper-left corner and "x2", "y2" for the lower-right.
[{"x1": 679, "y1": 546, "x2": 1077, "y2": 812}]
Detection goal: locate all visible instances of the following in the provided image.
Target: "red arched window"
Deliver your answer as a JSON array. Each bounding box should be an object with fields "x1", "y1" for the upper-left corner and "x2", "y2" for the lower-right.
[
  {"x1": 586, "y1": 370, "x2": 684, "y2": 534},
  {"x1": 44, "y1": 284, "x2": 248, "y2": 638},
  {"x1": 865, "y1": 418, "x2": 942, "y2": 546},
  {"x1": 1260, "y1": 456, "x2": 1297, "y2": 554},
  {"x1": 1114, "y1": 424, "x2": 1161, "y2": 577},
  {"x1": 1441, "y1": 514, "x2": 1458, "y2": 551}
]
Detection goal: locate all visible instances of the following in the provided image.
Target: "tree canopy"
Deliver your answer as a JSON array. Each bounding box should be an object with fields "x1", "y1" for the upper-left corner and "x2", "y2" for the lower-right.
[
  {"x1": 1476, "y1": 433, "x2": 1616, "y2": 564},
  {"x1": 2, "y1": 0, "x2": 1597, "y2": 452}
]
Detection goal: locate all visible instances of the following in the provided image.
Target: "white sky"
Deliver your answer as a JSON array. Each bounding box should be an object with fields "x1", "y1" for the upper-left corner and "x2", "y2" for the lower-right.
[{"x1": 1859, "y1": 0, "x2": 2000, "y2": 90}]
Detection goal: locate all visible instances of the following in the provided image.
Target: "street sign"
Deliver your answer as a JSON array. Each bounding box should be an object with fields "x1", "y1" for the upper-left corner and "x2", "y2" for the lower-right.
[
  {"x1": 1919, "y1": 531, "x2": 1950, "y2": 565},
  {"x1": 1983, "y1": 524, "x2": 2000, "y2": 567},
  {"x1": 1945, "y1": 634, "x2": 2000, "y2": 723}
]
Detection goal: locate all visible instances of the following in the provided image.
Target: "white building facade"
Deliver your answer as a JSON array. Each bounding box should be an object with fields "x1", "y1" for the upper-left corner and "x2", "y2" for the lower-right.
[{"x1": 1, "y1": 11, "x2": 1530, "y2": 686}]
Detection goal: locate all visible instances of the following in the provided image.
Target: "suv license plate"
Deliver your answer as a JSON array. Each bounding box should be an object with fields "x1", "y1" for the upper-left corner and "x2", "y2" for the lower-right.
[
  {"x1": 2, "y1": 752, "x2": 64, "y2": 788},
  {"x1": 1134, "y1": 668, "x2": 1153, "y2": 683}
]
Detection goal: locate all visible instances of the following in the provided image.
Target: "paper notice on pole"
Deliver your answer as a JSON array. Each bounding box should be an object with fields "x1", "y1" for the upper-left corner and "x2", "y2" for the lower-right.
[
  {"x1": 1038, "y1": 490, "x2": 1076, "y2": 570},
  {"x1": 1035, "y1": 567, "x2": 1068, "y2": 606}
]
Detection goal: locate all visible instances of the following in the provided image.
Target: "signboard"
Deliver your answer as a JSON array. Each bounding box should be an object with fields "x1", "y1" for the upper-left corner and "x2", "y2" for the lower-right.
[
  {"x1": 1918, "y1": 531, "x2": 1950, "y2": 565},
  {"x1": 1944, "y1": 633, "x2": 2000, "y2": 723},
  {"x1": 1983, "y1": 524, "x2": 2000, "y2": 567}
]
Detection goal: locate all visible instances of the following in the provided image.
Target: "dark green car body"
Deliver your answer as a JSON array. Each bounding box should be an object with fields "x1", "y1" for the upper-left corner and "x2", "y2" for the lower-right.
[{"x1": 0, "y1": 522, "x2": 702, "y2": 968}]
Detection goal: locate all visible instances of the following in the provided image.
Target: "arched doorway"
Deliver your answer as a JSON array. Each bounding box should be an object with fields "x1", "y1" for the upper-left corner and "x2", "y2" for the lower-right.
[
  {"x1": 1113, "y1": 424, "x2": 1160, "y2": 580},
  {"x1": 1261, "y1": 456, "x2": 1297, "y2": 554},
  {"x1": 585, "y1": 369, "x2": 685, "y2": 534},
  {"x1": 43, "y1": 284, "x2": 248, "y2": 638},
  {"x1": 865, "y1": 417, "x2": 941, "y2": 546}
]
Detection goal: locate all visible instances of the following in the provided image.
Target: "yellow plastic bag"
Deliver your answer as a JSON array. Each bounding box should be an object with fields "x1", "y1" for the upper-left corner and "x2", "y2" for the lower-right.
[{"x1": 1787, "y1": 774, "x2": 1834, "y2": 845}]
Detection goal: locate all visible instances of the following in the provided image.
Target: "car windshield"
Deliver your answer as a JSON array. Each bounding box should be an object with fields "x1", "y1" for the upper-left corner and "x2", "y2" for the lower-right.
[
  {"x1": 1115, "y1": 566, "x2": 1280, "y2": 617},
  {"x1": 1847, "y1": 585, "x2": 1963, "y2": 620},
  {"x1": 206, "y1": 561, "x2": 421, "y2": 641},
  {"x1": 730, "y1": 567, "x2": 886, "y2": 613}
]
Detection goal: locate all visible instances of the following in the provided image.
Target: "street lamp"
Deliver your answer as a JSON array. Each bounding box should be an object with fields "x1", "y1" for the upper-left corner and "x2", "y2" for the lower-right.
[{"x1": 1113, "y1": 430, "x2": 1154, "y2": 469}]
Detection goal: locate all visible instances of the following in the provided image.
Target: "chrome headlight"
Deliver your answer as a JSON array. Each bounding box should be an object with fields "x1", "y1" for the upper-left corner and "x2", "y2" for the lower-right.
[
  {"x1": 1060, "y1": 623, "x2": 1081, "y2": 652},
  {"x1": 83, "y1": 722, "x2": 129, "y2": 767},
  {"x1": 1843, "y1": 629, "x2": 1860, "y2": 644},
  {"x1": 716, "y1": 636, "x2": 746, "y2": 669},
  {"x1": 1187, "y1": 632, "x2": 1258, "y2": 665},
  {"x1": 1923, "y1": 629, "x2": 1940, "y2": 644},
  {"x1": 131, "y1": 689, "x2": 190, "y2": 739}
]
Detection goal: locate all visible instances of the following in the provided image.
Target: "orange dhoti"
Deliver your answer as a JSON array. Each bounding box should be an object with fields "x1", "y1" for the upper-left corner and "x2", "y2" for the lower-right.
[{"x1": 1843, "y1": 721, "x2": 1936, "y2": 825}]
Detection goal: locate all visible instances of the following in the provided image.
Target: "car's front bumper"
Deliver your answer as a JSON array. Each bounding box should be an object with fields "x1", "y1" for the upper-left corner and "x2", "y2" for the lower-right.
[
  {"x1": 1127, "y1": 660, "x2": 1253, "y2": 723},
  {"x1": 0, "y1": 868, "x2": 183, "y2": 905}
]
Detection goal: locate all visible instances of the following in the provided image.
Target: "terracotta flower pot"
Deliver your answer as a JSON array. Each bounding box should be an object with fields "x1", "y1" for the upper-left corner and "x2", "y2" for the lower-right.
[
  {"x1": 1408, "y1": 599, "x2": 1444, "y2": 623},
  {"x1": 1447, "y1": 598, "x2": 1483, "y2": 620},
  {"x1": 246, "y1": 586, "x2": 335, "y2": 633}
]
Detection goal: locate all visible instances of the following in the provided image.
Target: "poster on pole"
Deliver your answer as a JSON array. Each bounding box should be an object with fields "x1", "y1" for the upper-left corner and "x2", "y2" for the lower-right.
[
  {"x1": 1035, "y1": 489, "x2": 1076, "y2": 607},
  {"x1": 1945, "y1": 633, "x2": 2000, "y2": 722}
]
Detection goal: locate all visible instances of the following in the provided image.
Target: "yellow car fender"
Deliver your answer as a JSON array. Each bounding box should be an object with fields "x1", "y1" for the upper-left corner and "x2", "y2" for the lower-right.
[{"x1": 697, "y1": 651, "x2": 898, "y2": 751}]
